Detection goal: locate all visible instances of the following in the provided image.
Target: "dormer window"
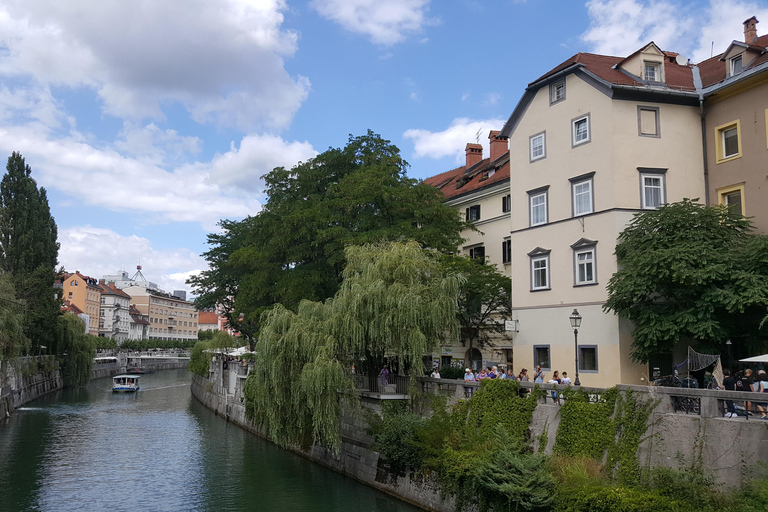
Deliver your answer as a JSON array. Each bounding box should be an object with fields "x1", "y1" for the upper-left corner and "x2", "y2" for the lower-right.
[
  {"x1": 644, "y1": 61, "x2": 661, "y2": 82},
  {"x1": 549, "y1": 79, "x2": 565, "y2": 105},
  {"x1": 730, "y1": 55, "x2": 743, "y2": 76}
]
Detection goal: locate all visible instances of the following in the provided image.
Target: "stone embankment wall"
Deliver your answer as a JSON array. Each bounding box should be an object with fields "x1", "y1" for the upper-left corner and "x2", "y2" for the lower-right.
[
  {"x1": 191, "y1": 361, "x2": 457, "y2": 512},
  {"x1": 1, "y1": 358, "x2": 63, "y2": 421}
]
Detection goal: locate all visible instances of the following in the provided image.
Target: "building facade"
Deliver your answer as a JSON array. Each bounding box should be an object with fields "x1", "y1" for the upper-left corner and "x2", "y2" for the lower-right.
[
  {"x1": 123, "y1": 285, "x2": 199, "y2": 341},
  {"x1": 97, "y1": 280, "x2": 132, "y2": 343},
  {"x1": 60, "y1": 272, "x2": 102, "y2": 336},
  {"x1": 498, "y1": 43, "x2": 707, "y2": 387}
]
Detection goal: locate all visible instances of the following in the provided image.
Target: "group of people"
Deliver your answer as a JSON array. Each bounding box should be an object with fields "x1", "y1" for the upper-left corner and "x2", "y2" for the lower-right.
[
  {"x1": 458, "y1": 364, "x2": 574, "y2": 402},
  {"x1": 721, "y1": 368, "x2": 768, "y2": 419}
]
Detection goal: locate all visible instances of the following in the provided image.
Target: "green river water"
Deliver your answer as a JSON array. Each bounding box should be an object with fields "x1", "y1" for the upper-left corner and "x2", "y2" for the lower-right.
[{"x1": 0, "y1": 369, "x2": 421, "y2": 512}]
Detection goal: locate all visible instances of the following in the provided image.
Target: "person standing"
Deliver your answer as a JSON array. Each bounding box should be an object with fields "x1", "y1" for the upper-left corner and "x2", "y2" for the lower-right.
[
  {"x1": 561, "y1": 372, "x2": 572, "y2": 385},
  {"x1": 534, "y1": 365, "x2": 545, "y2": 384},
  {"x1": 430, "y1": 368, "x2": 441, "y2": 379},
  {"x1": 723, "y1": 369, "x2": 736, "y2": 417},
  {"x1": 506, "y1": 369, "x2": 517, "y2": 381},
  {"x1": 464, "y1": 368, "x2": 476, "y2": 398},
  {"x1": 548, "y1": 371, "x2": 562, "y2": 404},
  {"x1": 756, "y1": 370, "x2": 768, "y2": 419}
]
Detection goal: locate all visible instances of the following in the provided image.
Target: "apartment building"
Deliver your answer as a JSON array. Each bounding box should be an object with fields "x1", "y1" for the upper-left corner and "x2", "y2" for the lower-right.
[
  {"x1": 700, "y1": 17, "x2": 768, "y2": 233},
  {"x1": 128, "y1": 305, "x2": 150, "y2": 341},
  {"x1": 123, "y1": 285, "x2": 199, "y2": 341},
  {"x1": 97, "y1": 280, "x2": 132, "y2": 343},
  {"x1": 497, "y1": 41, "x2": 707, "y2": 387},
  {"x1": 424, "y1": 130, "x2": 512, "y2": 369},
  {"x1": 60, "y1": 272, "x2": 102, "y2": 336}
]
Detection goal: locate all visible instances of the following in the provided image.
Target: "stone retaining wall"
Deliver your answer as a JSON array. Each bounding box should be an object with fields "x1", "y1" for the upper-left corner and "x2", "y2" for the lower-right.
[{"x1": 1, "y1": 358, "x2": 63, "y2": 422}]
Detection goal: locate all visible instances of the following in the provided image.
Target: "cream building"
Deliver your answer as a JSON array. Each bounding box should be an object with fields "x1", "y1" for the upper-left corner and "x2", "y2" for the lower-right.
[
  {"x1": 97, "y1": 280, "x2": 132, "y2": 343},
  {"x1": 425, "y1": 131, "x2": 513, "y2": 370},
  {"x1": 499, "y1": 43, "x2": 706, "y2": 387},
  {"x1": 122, "y1": 285, "x2": 199, "y2": 341}
]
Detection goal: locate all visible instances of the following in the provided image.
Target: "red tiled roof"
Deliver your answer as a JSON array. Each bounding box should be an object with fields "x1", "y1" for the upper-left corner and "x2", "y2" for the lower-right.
[
  {"x1": 700, "y1": 34, "x2": 768, "y2": 87},
  {"x1": 423, "y1": 154, "x2": 510, "y2": 201},
  {"x1": 198, "y1": 311, "x2": 220, "y2": 325},
  {"x1": 531, "y1": 49, "x2": 696, "y2": 91},
  {"x1": 129, "y1": 305, "x2": 150, "y2": 325},
  {"x1": 99, "y1": 281, "x2": 131, "y2": 299},
  {"x1": 61, "y1": 301, "x2": 84, "y2": 315}
]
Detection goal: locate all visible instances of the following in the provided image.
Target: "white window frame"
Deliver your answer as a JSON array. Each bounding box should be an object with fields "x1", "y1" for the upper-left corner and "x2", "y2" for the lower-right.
[
  {"x1": 529, "y1": 248, "x2": 551, "y2": 291},
  {"x1": 638, "y1": 168, "x2": 666, "y2": 209},
  {"x1": 722, "y1": 126, "x2": 739, "y2": 159},
  {"x1": 731, "y1": 55, "x2": 743, "y2": 76},
  {"x1": 575, "y1": 248, "x2": 596, "y2": 285},
  {"x1": 529, "y1": 189, "x2": 548, "y2": 226},
  {"x1": 549, "y1": 79, "x2": 565, "y2": 105},
  {"x1": 644, "y1": 61, "x2": 661, "y2": 82},
  {"x1": 571, "y1": 113, "x2": 591, "y2": 147},
  {"x1": 570, "y1": 173, "x2": 594, "y2": 217},
  {"x1": 529, "y1": 131, "x2": 546, "y2": 162}
]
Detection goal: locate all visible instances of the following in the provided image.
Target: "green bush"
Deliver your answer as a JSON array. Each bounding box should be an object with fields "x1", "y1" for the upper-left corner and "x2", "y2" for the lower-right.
[
  {"x1": 367, "y1": 401, "x2": 425, "y2": 476},
  {"x1": 189, "y1": 340, "x2": 212, "y2": 376},
  {"x1": 554, "y1": 387, "x2": 618, "y2": 459},
  {"x1": 439, "y1": 365, "x2": 465, "y2": 379}
]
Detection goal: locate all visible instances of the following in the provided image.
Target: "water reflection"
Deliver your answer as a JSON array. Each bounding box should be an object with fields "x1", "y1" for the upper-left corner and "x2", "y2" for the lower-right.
[{"x1": 0, "y1": 369, "x2": 420, "y2": 512}]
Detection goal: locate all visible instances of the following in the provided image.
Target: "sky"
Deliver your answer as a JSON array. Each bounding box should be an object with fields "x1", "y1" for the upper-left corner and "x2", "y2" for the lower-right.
[{"x1": 1, "y1": 0, "x2": 766, "y2": 294}]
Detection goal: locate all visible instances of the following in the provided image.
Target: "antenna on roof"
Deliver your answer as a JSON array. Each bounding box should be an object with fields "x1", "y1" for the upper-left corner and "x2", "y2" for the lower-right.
[
  {"x1": 475, "y1": 128, "x2": 482, "y2": 145},
  {"x1": 711, "y1": 41, "x2": 714, "y2": 58}
]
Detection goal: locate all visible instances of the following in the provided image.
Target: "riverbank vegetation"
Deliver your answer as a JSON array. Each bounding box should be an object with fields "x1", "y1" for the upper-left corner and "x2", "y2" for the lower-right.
[
  {"x1": 367, "y1": 379, "x2": 768, "y2": 512},
  {"x1": 189, "y1": 331, "x2": 243, "y2": 377}
]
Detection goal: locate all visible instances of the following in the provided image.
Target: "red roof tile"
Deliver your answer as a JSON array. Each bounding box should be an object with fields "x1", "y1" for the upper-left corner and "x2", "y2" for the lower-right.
[{"x1": 424, "y1": 154, "x2": 510, "y2": 201}]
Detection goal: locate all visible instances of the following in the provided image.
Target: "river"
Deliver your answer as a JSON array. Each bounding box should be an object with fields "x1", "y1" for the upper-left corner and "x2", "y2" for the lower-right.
[{"x1": 0, "y1": 369, "x2": 421, "y2": 512}]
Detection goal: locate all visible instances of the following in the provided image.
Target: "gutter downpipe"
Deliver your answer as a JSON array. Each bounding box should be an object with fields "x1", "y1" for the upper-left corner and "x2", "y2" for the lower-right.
[{"x1": 692, "y1": 65, "x2": 710, "y2": 205}]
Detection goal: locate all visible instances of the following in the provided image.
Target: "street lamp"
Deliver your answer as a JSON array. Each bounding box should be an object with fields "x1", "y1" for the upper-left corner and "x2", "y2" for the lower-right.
[
  {"x1": 569, "y1": 309, "x2": 582, "y2": 386},
  {"x1": 726, "y1": 339, "x2": 733, "y2": 368}
]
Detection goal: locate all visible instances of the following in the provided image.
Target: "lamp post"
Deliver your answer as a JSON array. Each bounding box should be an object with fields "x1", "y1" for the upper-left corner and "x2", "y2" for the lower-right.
[
  {"x1": 726, "y1": 339, "x2": 733, "y2": 368},
  {"x1": 569, "y1": 309, "x2": 582, "y2": 386}
]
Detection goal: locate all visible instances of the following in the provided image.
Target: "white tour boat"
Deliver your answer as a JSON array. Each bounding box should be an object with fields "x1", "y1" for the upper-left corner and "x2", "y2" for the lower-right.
[{"x1": 112, "y1": 374, "x2": 140, "y2": 392}]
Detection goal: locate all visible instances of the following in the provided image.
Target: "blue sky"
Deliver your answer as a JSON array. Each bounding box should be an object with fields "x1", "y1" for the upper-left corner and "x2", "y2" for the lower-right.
[{"x1": 1, "y1": 0, "x2": 766, "y2": 294}]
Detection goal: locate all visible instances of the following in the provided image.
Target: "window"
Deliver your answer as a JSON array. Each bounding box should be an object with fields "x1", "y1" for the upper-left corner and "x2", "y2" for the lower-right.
[
  {"x1": 570, "y1": 173, "x2": 595, "y2": 216},
  {"x1": 528, "y1": 187, "x2": 549, "y2": 226},
  {"x1": 731, "y1": 55, "x2": 743, "y2": 76},
  {"x1": 718, "y1": 184, "x2": 745, "y2": 216},
  {"x1": 550, "y1": 79, "x2": 565, "y2": 105},
  {"x1": 572, "y1": 114, "x2": 590, "y2": 146},
  {"x1": 638, "y1": 168, "x2": 666, "y2": 209},
  {"x1": 68, "y1": 292, "x2": 72, "y2": 299},
  {"x1": 644, "y1": 61, "x2": 660, "y2": 82},
  {"x1": 530, "y1": 132, "x2": 546, "y2": 162},
  {"x1": 579, "y1": 346, "x2": 598, "y2": 372},
  {"x1": 502, "y1": 194, "x2": 511, "y2": 213},
  {"x1": 534, "y1": 345, "x2": 551, "y2": 370},
  {"x1": 502, "y1": 239, "x2": 511, "y2": 264},
  {"x1": 715, "y1": 120, "x2": 742, "y2": 163},
  {"x1": 466, "y1": 205, "x2": 481, "y2": 221},
  {"x1": 469, "y1": 245, "x2": 485, "y2": 262},
  {"x1": 571, "y1": 239, "x2": 597, "y2": 286},
  {"x1": 528, "y1": 248, "x2": 550, "y2": 291},
  {"x1": 637, "y1": 106, "x2": 660, "y2": 137}
]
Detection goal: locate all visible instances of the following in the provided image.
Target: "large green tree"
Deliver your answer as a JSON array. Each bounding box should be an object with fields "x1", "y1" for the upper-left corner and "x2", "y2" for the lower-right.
[
  {"x1": 189, "y1": 131, "x2": 467, "y2": 338},
  {"x1": 439, "y1": 254, "x2": 512, "y2": 362},
  {"x1": 0, "y1": 273, "x2": 28, "y2": 360},
  {"x1": 603, "y1": 199, "x2": 768, "y2": 363},
  {"x1": 55, "y1": 313, "x2": 96, "y2": 387},
  {"x1": 244, "y1": 241, "x2": 462, "y2": 451},
  {"x1": 0, "y1": 152, "x2": 60, "y2": 353}
]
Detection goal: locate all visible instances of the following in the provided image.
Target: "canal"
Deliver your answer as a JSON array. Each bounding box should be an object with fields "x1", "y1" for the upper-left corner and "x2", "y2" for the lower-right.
[{"x1": 0, "y1": 369, "x2": 421, "y2": 512}]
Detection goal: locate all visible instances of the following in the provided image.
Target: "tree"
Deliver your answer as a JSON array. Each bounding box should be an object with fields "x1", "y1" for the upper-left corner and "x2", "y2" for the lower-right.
[
  {"x1": 243, "y1": 241, "x2": 462, "y2": 451},
  {"x1": 0, "y1": 152, "x2": 60, "y2": 353},
  {"x1": 0, "y1": 273, "x2": 28, "y2": 360},
  {"x1": 603, "y1": 199, "x2": 768, "y2": 363},
  {"x1": 55, "y1": 313, "x2": 96, "y2": 387},
  {"x1": 189, "y1": 131, "x2": 467, "y2": 338},
  {"x1": 439, "y1": 255, "x2": 512, "y2": 365}
]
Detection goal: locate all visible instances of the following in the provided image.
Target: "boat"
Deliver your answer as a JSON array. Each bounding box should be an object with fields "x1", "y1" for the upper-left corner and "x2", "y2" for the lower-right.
[{"x1": 112, "y1": 374, "x2": 140, "y2": 392}]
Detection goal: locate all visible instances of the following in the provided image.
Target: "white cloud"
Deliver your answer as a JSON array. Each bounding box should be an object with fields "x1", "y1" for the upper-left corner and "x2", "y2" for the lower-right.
[
  {"x1": 208, "y1": 134, "x2": 318, "y2": 193},
  {"x1": 581, "y1": 0, "x2": 768, "y2": 63},
  {"x1": 403, "y1": 117, "x2": 506, "y2": 162},
  {"x1": 312, "y1": 0, "x2": 433, "y2": 45},
  {"x1": 58, "y1": 226, "x2": 206, "y2": 294},
  {"x1": 0, "y1": 124, "x2": 317, "y2": 230},
  {"x1": 0, "y1": 0, "x2": 309, "y2": 130}
]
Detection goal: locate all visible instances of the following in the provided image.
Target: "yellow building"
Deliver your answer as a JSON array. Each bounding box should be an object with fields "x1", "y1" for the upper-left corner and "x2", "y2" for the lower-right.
[{"x1": 60, "y1": 272, "x2": 102, "y2": 336}]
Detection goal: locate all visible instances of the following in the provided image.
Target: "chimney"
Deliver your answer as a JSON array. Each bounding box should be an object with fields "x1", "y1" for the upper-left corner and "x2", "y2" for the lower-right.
[
  {"x1": 488, "y1": 130, "x2": 507, "y2": 162},
  {"x1": 99, "y1": 279, "x2": 105, "y2": 284},
  {"x1": 465, "y1": 143, "x2": 483, "y2": 168},
  {"x1": 744, "y1": 16, "x2": 758, "y2": 43}
]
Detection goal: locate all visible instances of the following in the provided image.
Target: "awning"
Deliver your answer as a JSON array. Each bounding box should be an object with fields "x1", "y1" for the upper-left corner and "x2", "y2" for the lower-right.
[{"x1": 739, "y1": 354, "x2": 768, "y2": 363}]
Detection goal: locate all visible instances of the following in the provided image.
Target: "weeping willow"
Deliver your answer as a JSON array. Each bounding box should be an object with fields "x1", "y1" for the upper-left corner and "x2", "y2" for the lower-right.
[
  {"x1": 56, "y1": 313, "x2": 96, "y2": 387},
  {"x1": 245, "y1": 241, "x2": 462, "y2": 452},
  {"x1": 0, "y1": 273, "x2": 27, "y2": 360}
]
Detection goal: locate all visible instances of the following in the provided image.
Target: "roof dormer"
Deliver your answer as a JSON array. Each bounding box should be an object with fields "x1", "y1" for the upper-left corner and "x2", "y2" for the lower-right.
[
  {"x1": 720, "y1": 17, "x2": 763, "y2": 77},
  {"x1": 616, "y1": 42, "x2": 666, "y2": 84}
]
